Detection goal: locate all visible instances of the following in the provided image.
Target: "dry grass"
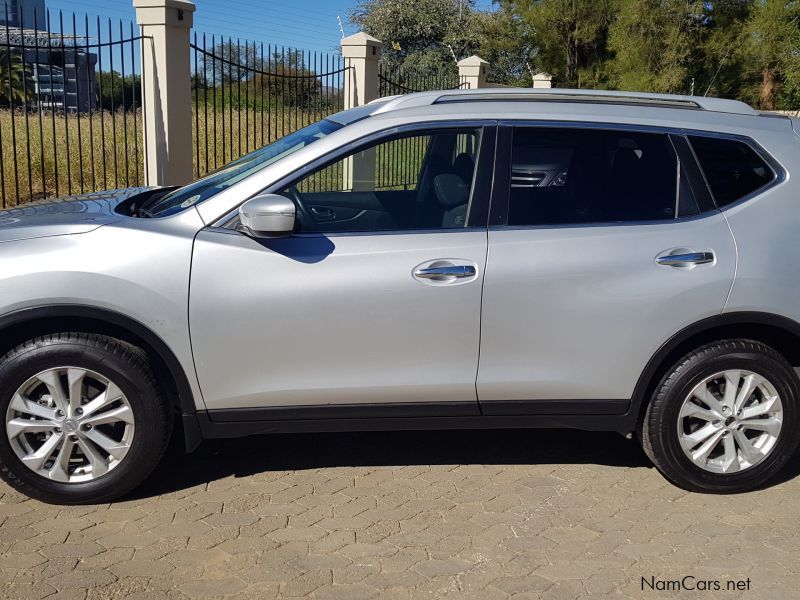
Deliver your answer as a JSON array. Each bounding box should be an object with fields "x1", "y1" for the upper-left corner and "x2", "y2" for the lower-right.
[
  {"x1": 0, "y1": 109, "x2": 144, "y2": 208},
  {"x1": 0, "y1": 104, "x2": 329, "y2": 208},
  {"x1": 190, "y1": 103, "x2": 322, "y2": 178}
]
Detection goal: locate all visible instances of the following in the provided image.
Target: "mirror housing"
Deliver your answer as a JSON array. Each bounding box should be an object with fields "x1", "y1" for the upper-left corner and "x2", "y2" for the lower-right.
[{"x1": 238, "y1": 194, "x2": 295, "y2": 237}]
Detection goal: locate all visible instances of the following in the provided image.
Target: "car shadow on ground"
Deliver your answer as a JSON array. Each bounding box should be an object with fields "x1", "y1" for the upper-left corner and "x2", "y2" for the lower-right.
[{"x1": 128, "y1": 427, "x2": 800, "y2": 501}]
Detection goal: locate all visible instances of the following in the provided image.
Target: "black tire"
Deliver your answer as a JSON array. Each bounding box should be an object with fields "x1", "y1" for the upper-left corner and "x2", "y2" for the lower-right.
[
  {"x1": 641, "y1": 339, "x2": 800, "y2": 493},
  {"x1": 0, "y1": 333, "x2": 172, "y2": 504}
]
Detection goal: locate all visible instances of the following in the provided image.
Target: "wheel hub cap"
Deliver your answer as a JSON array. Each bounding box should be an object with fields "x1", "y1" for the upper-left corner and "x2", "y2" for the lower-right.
[
  {"x1": 5, "y1": 367, "x2": 135, "y2": 483},
  {"x1": 677, "y1": 369, "x2": 783, "y2": 474}
]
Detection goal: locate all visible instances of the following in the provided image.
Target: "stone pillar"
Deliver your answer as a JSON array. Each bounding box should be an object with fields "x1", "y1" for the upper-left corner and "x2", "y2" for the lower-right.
[
  {"x1": 133, "y1": 0, "x2": 195, "y2": 187},
  {"x1": 341, "y1": 32, "x2": 382, "y2": 190},
  {"x1": 532, "y1": 72, "x2": 553, "y2": 89},
  {"x1": 457, "y1": 55, "x2": 488, "y2": 90},
  {"x1": 341, "y1": 32, "x2": 383, "y2": 109}
]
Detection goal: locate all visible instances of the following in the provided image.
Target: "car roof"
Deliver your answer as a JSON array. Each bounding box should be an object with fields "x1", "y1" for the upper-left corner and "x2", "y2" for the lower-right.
[
  {"x1": 367, "y1": 88, "x2": 761, "y2": 117},
  {"x1": 323, "y1": 88, "x2": 793, "y2": 138}
]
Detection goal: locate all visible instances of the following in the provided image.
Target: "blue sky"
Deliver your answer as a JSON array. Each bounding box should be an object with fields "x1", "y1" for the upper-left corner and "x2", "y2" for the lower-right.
[{"x1": 45, "y1": 0, "x2": 495, "y2": 55}]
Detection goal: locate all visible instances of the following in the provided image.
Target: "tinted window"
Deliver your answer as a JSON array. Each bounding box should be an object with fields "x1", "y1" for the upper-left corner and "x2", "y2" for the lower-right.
[
  {"x1": 280, "y1": 129, "x2": 481, "y2": 233},
  {"x1": 688, "y1": 136, "x2": 775, "y2": 207},
  {"x1": 507, "y1": 128, "x2": 680, "y2": 226}
]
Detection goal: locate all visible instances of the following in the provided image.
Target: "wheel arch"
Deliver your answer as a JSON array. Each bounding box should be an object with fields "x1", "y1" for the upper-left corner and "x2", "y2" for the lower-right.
[
  {"x1": 0, "y1": 305, "x2": 202, "y2": 450},
  {"x1": 631, "y1": 311, "x2": 800, "y2": 430}
]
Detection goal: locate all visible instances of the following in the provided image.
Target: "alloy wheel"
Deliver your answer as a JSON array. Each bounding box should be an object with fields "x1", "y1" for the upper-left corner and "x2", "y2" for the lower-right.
[
  {"x1": 677, "y1": 369, "x2": 783, "y2": 474},
  {"x1": 5, "y1": 367, "x2": 135, "y2": 483}
]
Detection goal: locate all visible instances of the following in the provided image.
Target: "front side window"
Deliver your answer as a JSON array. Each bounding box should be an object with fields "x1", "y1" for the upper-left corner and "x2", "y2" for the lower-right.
[
  {"x1": 279, "y1": 128, "x2": 482, "y2": 233},
  {"x1": 688, "y1": 135, "x2": 775, "y2": 207},
  {"x1": 507, "y1": 127, "x2": 682, "y2": 226}
]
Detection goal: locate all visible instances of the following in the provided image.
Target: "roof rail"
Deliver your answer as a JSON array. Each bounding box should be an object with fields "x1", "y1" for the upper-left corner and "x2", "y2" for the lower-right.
[
  {"x1": 370, "y1": 88, "x2": 759, "y2": 117},
  {"x1": 434, "y1": 92, "x2": 703, "y2": 110}
]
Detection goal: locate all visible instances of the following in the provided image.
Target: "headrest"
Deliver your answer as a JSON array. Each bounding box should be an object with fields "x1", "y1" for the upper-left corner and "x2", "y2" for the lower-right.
[
  {"x1": 612, "y1": 147, "x2": 640, "y2": 171},
  {"x1": 453, "y1": 153, "x2": 476, "y2": 183},
  {"x1": 433, "y1": 173, "x2": 469, "y2": 209}
]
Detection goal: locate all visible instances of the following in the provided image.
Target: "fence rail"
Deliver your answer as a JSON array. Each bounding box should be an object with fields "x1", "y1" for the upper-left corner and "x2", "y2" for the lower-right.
[
  {"x1": 190, "y1": 35, "x2": 350, "y2": 179},
  {"x1": 0, "y1": 7, "x2": 144, "y2": 208},
  {"x1": 378, "y1": 63, "x2": 469, "y2": 97}
]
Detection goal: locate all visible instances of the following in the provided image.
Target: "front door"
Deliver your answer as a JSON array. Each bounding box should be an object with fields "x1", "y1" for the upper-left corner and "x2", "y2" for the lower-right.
[
  {"x1": 477, "y1": 124, "x2": 737, "y2": 413},
  {"x1": 190, "y1": 125, "x2": 495, "y2": 413}
]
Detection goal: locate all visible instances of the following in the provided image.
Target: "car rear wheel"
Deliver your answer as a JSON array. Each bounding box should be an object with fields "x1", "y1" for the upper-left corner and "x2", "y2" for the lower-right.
[
  {"x1": 641, "y1": 339, "x2": 800, "y2": 493},
  {"x1": 0, "y1": 333, "x2": 172, "y2": 504}
]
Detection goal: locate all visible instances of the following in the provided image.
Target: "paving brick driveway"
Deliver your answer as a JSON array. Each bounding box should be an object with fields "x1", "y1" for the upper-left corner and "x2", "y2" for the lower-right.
[{"x1": 1, "y1": 428, "x2": 799, "y2": 599}]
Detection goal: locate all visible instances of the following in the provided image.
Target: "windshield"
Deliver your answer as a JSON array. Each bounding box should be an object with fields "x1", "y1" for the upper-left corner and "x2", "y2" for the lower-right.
[{"x1": 140, "y1": 119, "x2": 342, "y2": 217}]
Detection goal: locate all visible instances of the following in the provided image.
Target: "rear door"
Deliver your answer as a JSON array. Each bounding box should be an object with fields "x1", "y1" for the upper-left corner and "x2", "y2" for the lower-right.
[{"x1": 477, "y1": 124, "x2": 737, "y2": 414}]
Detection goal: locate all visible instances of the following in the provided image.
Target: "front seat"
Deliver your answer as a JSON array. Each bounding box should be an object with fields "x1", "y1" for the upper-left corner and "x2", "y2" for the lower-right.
[
  {"x1": 453, "y1": 153, "x2": 476, "y2": 187},
  {"x1": 433, "y1": 173, "x2": 470, "y2": 228}
]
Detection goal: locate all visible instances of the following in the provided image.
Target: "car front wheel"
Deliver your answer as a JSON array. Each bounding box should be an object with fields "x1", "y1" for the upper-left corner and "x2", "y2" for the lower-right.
[
  {"x1": 641, "y1": 339, "x2": 800, "y2": 493},
  {"x1": 0, "y1": 333, "x2": 172, "y2": 504}
]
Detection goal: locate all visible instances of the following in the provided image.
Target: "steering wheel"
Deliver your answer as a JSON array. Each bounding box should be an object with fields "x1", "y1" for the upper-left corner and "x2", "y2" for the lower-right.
[{"x1": 286, "y1": 185, "x2": 318, "y2": 232}]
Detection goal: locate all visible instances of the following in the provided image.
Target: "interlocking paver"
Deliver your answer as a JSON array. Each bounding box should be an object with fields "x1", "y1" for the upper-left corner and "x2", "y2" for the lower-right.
[{"x1": 1, "y1": 428, "x2": 799, "y2": 598}]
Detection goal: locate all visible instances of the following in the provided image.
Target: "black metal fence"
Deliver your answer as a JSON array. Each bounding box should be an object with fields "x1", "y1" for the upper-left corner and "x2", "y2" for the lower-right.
[
  {"x1": 378, "y1": 63, "x2": 469, "y2": 97},
  {"x1": 0, "y1": 7, "x2": 478, "y2": 208},
  {"x1": 0, "y1": 8, "x2": 144, "y2": 208},
  {"x1": 190, "y1": 35, "x2": 350, "y2": 179}
]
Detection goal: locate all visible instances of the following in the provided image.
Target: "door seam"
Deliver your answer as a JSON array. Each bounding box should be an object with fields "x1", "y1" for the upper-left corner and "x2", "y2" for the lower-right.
[
  {"x1": 720, "y1": 210, "x2": 738, "y2": 313},
  {"x1": 475, "y1": 229, "x2": 488, "y2": 415}
]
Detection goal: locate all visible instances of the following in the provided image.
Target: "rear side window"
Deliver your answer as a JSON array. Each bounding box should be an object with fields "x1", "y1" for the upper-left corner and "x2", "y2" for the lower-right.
[
  {"x1": 506, "y1": 128, "x2": 682, "y2": 226},
  {"x1": 688, "y1": 136, "x2": 775, "y2": 207}
]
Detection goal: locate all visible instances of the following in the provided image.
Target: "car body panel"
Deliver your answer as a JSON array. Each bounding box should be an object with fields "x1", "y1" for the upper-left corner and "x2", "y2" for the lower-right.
[
  {"x1": 0, "y1": 187, "x2": 151, "y2": 243},
  {"x1": 477, "y1": 214, "x2": 737, "y2": 404},
  {"x1": 0, "y1": 207, "x2": 207, "y2": 410},
  {"x1": 189, "y1": 228, "x2": 487, "y2": 410},
  {"x1": 722, "y1": 128, "x2": 800, "y2": 320}
]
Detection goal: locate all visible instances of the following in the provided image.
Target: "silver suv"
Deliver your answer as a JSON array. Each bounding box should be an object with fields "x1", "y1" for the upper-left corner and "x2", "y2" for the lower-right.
[{"x1": 2, "y1": 89, "x2": 799, "y2": 503}]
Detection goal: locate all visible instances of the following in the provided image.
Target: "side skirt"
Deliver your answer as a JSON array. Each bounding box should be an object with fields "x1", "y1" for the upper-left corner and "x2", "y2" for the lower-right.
[{"x1": 197, "y1": 400, "x2": 635, "y2": 439}]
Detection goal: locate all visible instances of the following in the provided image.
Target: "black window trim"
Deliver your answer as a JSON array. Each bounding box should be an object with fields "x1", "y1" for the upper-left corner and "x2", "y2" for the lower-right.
[
  {"x1": 488, "y1": 120, "x2": 786, "y2": 230},
  {"x1": 220, "y1": 120, "x2": 498, "y2": 235},
  {"x1": 684, "y1": 130, "x2": 786, "y2": 212},
  {"x1": 669, "y1": 134, "x2": 716, "y2": 214}
]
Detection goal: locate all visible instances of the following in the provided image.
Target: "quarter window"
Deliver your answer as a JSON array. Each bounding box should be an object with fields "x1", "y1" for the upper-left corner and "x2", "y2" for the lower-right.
[
  {"x1": 688, "y1": 136, "x2": 775, "y2": 207},
  {"x1": 507, "y1": 128, "x2": 683, "y2": 226},
  {"x1": 280, "y1": 129, "x2": 482, "y2": 233}
]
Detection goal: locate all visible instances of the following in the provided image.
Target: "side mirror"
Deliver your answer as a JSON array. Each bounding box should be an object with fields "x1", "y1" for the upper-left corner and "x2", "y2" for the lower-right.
[{"x1": 238, "y1": 194, "x2": 295, "y2": 238}]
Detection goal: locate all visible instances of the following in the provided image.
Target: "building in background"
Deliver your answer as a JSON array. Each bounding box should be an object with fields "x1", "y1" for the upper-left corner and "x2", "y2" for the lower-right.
[{"x1": 0, "y1": 0, "x2": 97, "y2": 112}]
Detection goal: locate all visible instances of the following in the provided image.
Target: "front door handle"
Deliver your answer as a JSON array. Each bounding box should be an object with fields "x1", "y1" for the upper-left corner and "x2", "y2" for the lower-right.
[
  {"x1": 414, "y1": 265, "x2": 476, "y2": 279},
  {"x1": 656, "y1": 251, "x2": 715, "y2": 268}
]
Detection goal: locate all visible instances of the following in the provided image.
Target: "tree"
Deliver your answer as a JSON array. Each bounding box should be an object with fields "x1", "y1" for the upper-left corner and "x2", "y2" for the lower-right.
[
  {"x1": 739, "y1": 0, "x2": 800, "y2": 109},
  {"x1": 695, "y1": 0, "x2": 753, "y2": 100},
  {"x1": 199, "y1": 40, "x2": 265, "y2": 84},
  {"x1": 0, "y1": 49, "x2": 32, "y2": 105},
  {"x1": 96, "y1": 72, "x2": 141, "y2": 111},
  {"x1": 349, "y1": 0, "x2": 483, "y2": 78},
  {"x1": 495, "y1": 0, "x2": 619, "y2": 88},
  {"x1": 476, "y1": 3, "x2": 537, "y2": 85},
  {"x1": 606, "y1": 0, "x2": 706, "y2": 94}
]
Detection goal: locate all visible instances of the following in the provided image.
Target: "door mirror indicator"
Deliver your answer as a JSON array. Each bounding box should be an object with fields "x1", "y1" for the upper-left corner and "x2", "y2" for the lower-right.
[{"x1": 238, "y1": 194, "x2": 295, "y2": 238}]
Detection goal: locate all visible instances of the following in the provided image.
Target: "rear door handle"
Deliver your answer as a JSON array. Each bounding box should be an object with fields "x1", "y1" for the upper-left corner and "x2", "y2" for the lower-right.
[
  {"x1": 414, "y1": 265, "x2": 476, "y2": 279},
  {"x1": 656, "y1": 251, "x2": 715, "y2": 268}
]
